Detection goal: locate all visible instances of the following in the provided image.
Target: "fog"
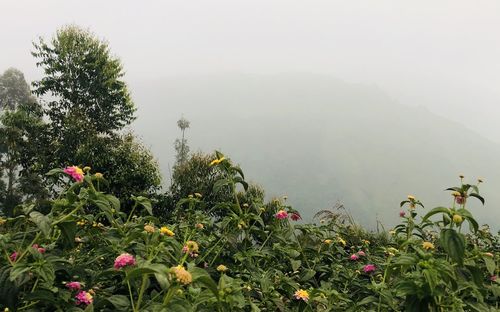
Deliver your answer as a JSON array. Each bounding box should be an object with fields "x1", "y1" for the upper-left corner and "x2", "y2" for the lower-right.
[{"x1": 2, "y1": 1, "x2": 500, "y2": 227}]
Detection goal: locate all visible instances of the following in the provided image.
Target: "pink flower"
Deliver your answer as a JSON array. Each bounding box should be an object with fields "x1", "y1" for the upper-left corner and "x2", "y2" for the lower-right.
[
  {"x1": 275, "y1": 210, "x2": 288, "y2": 220},
  {"x1": 363, "y1": 264, "x2": 376, "y2": 273},
  {"x1": 63, "y1": 166, "x2": 84, "y2": 182},
  {"x1": 9, "y1": 251, "x2": 18, "y2": 262},
  {"x1": 75, "y1": 290, "x2": 93, "y2": 305},
  {"x1": 290, "y1": 212, "x2": 302, "y2": 221},
  {"x1": 455, "y1": 196, "x2": 465, "y2": 205},
  {"x1": 357, "y1": 251, "x2": 366, "y2": 257},
  {"x1": 182, "y1": 246, "x2": 189, "y2": 253},
  {"x1": 399, "y1": 211, "x2": 406, "y2": 217},
  {"x1": 350, "y1": 254, "x2": 359, "y2": 261},
  {"x1": 491, "y1": 275, "x2": 498, "y2": 282},
  {"x1": 32, "y1": 244, "x2": 46, "y2": 253},
  {"x1": 114, "y1": 253, "x2": 136, "y2": 269},
  {"x1": 66, "y1": 281, "x2": 82, "y2": 291}
]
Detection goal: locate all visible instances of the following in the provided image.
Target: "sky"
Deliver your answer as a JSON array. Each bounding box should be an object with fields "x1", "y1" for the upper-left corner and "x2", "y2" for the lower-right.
[{"x1": 1, "y1": 0, "x2": 500, "y2": 142}]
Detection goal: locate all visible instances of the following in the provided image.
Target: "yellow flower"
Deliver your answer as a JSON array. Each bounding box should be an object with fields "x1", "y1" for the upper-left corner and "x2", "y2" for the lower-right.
[
  {"x1": 195, "y1": 223, "x2": 204, "y2": 229},
  {"x1": 144, "y1": 224, "x2": 155, "y2": 233},
  {"x1": 160, "y1": 226, "x2": 174, "y2": 237},
  {"x1": 324, "y1": 239, "x2": 333, "y2": 245},
  {"x1": 83, "y1": 166, "x2": 91, "y2": 172},
  {"x1": 194, "y1": 193, "x2": 202, "y2": 198},
  {"x1": 422, "y1": 241, "x2": 435, "y2": 250},
  {"x1": 77, "y1": 220, "x2": 86, "y2": 226},
  {"x1": 293, "y1": 289, "x2": 309, "y2": 302},
  {"x1": 95, "y1": 172, "x2": 103, "y2": 179},
  {"x1": 217, "y1": 264, "x2": 228, "y2": 272},
  {"x1": 452, "y1": 214, "x2": 463, "y2": 224},
  {"x1": 170, "y1": 265, "x2": 192, "y2": 285},
  {"x1": 209, "y1": 156, "x2": 225, "y2": 166},
  {"x1": 362, "y1": 239, "x2": 370, "y2": 245},
  {"x1": 451, "y1": 191, "x2": 461, "y2": 197},
  {"x1": 186, "y1": 241, "x2": 199, "y2": 253},
  {"x1": 407, "y1": 195, "x2": 415, "y2": 201},
  {"x1": 337, "y1": 237, "x2": 347, "y2": 246}
]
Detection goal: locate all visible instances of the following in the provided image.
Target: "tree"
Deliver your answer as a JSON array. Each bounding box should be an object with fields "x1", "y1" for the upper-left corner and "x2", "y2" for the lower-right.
[
  {"x1": 0, "y1": 68, "x2": 43, "y2": 215},
  {"x1": 0, "y1": 68, "x2": 34, "y2": 110},
  {"x1": 174, "y1": 117, "x2": 190, "y2": 166}
]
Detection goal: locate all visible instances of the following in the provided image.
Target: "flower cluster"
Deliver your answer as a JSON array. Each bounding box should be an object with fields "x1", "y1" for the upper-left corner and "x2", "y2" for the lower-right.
[
  {"x1": 294, "y1": 289, "x2": 309, "y2": 302},
  {"x1": 63, "y1": 166, "x2": 85, "y2": 182},
  {"x1": 182, "y1": 241, "x2": 199, "y2": 257},
  {"x1": 275, "y1": 210, "x2": 288, "y2": 219},
  {"x1": 114, "y1": 253, "x2": 136, "y2": 269},
  {"x1": 170, "y1": 265, "x2": 192, "y2": 285},
  {"x1": 363, "y1": 264, "x2": 376, "y2": 273},
  {"x1": 160, "y1": 226, "x2": 175, "y2": 237},
  {"x1": 66, "y1": 281, "x2": 82, "y2": 291},
  {"x1": 32, "y1": 244, "x2": 46, "y2": 253},
  {"x1": 75, "y1": 290, "x2": 93, "y2": 305}
]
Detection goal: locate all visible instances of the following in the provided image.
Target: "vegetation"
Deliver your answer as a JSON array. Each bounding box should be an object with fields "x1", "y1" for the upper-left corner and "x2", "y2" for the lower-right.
[
  {"x1": 0, "y1": 25, "x2": 499, "y2": 311},
  {"x1": 0, "y1": 156, "x2": 498, "y2": 311}
]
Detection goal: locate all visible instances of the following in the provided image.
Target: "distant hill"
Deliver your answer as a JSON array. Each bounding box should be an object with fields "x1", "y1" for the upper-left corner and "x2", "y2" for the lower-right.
[{"x1": 130, "y1": 73, "x2": 500, "y2": 229}]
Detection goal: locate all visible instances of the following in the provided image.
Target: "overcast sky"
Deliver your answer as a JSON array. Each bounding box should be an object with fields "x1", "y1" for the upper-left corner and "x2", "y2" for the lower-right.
[{"x1": 1, "y1": 0, "x2": 500, "y2": 142}]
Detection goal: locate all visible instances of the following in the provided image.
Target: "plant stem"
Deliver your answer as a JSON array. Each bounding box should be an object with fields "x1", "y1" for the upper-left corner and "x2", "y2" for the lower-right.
[
  {"x1": 126, "y1": 278, "x2": 136, "y2": 312},
  {"x1": 135, "y1": 274, "x2": 148, "y2": 311}
]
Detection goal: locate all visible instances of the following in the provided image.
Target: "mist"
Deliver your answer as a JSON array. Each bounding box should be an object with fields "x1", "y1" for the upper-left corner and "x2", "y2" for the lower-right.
[{"x1": 2, "y1": 1, "x2": 500, "y2": 228}]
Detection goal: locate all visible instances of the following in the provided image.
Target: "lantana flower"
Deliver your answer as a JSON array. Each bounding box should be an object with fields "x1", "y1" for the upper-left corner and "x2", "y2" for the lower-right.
[
  {"x1": 350, "y1": 254, "x2": 359, "y2": 261},
  {"x1": 144, "y1": 224, "x2": 155, "y2": 233},
  {"x1": 32, "y1": 244, "x2": 46, "y2": 253},
  {"x1": 63, "y1": 166, "x2": 84, "y2": 182},
  {"x1": 75, "y1": 290, "x2": 93, "y2": 305},
  {"x1": 160, "y1": 226, "x2": 174, "y2": 237},
  {"x1": 275, "y1": 210, "x2": 288, "y2": 220},
  {"x1": 422, "y1": 242, "x2": 435, "y2": 251},
  {"x1": 170, "y1": 265, "x2": 192, "y2": 285},
  {"x1": 66, "y1": 281, "x2": 82, "y2": 291},
  {"x1": 217, "y1": 264, "x2": 228, "y2": 272},
  {"x1": 9, "y1": 251, "x2": 18, "y2": 262},
  {"x1": 293, "y1": 289, "x2": 309, "y2": 302},
  {"x1": 114, "y1": 253, "x2": 136, "y2": 269},
  {"x1": 290, "y1": 212, "x2": 302, "y2": 221},
  {"x1": 363, "y1": 264, "x2": 376, "y2": 273}
]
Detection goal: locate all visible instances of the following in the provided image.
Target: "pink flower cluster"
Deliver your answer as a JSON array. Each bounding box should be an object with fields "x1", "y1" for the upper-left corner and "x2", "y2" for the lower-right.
[
  {"x1": 350, "y1": 250, "x2": 366, "y2": 261},
  {"x1": 114, "y1": 253, "x2": 136, "y2": 269},
  {"x1": 75, "y1": 290, "x2": 93, "y2": 305},
  {"x1": 275, "y1": 210, "x2": 288, "y2": 219},
  {"x1": 399, "y1": 211, "x2": 406, "y2": 217},
  {"x1": 363, "y1": 264, "x2": 376, "y2": 273},
  {"x1": 63, "y1": 166, "x2": 84, "y2": 182},
  {"x1": 290, "y1": 212, "x2": 301, "y2": 221},
  {"x1": 9, "y1": 251, "x2": 18, "y2": 262},
  {"x1": 32, "y1": 244, "x2": 46, "y2": 254},
  {"x1": 66, "y1": 281, "x2": 82, "y2": 291}
]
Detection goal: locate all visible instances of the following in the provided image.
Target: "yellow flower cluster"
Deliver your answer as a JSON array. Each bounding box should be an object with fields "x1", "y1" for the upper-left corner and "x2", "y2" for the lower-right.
[
  {"x1": 185, "y1": 241, "x2": 199, "y2": 253},
  {"x1": 422, "y1": 241, "x2": 435, "y2": 250},
  {"x1": 144, "y1": 224, "x2": 155, "y2": 233},
  {"x1": 170, "y1": 265, "x2": 192, "y2": 285},
  {"x1": 217, "y1": 264, "x2": 228, "y2": 272},
  {"x1": 160, "y1": 226, "x2": 175, "y2": 237},
  {"x1": 294, "y1": 289, "x2": 309, "y2": 302},
  {"x1": 209, "y1": 156, "x2": 225, "y2": 166},
  {"x1": 324, "y1": 239, "x2": 333, "y2": 245}
]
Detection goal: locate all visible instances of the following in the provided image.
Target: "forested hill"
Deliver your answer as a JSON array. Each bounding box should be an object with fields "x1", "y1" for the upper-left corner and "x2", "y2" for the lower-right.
[{"x1": 130, "y1": 73, "x2": 500, "y2": 229}]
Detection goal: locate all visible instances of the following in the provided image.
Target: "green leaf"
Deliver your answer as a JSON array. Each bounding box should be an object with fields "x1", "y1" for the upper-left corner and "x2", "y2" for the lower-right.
[
  {"x1": 132, "y1": 196, "x2": 153, "y2": 215},
  {"x1": 300, "y1": 269, "x2": 316, "y2": 281},
  {"x1": 483, "y1": 257, "x2": 496, "y2": 275},
  {"x1": 469, "y1": 193, "x2": 485, "y2": 205},
  {"x1": 290, "y1": 260, "x2": 301, "y2": 272},
  {"x1": 124, "y1": 267, "x2": 156, "y2": 281},
  {"x1": 29, "y1": 211, "x2": 51, "y2": 237},
  {"x1": 105, "y1": 295, "x2": 130, "y2": 310},
  {"x1": 57, "y1": 221, "x2": 77, "y2": 249},
  {"x1": 422, "y1": 207, "x2": 451, "y2": 222},
  {"x1": 440, "y1": 228, "x2": 465, "y2": 266}
]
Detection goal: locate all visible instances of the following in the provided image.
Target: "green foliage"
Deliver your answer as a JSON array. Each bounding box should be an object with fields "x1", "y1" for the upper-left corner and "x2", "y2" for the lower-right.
[{"x1": 0, "y1": 154, "x2": 498, "y2": 311}]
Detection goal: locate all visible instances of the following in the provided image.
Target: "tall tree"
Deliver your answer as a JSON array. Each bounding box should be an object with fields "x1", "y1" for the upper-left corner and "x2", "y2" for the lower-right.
[
  {"x1": 25, "y1": 26, "x2": 160, "y2": 203},
  {"x1": 0, "y1": 68, "x2": 43, "y2": 215},
  {"x1": 174, "y1": 117, "x2": 190, "y2": 166},
  {"x1": 0, "y1": 68, "x2": 34, "y2": 110}
]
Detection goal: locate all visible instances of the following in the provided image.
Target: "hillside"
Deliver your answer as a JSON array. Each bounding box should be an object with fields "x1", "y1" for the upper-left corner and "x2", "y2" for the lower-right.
[{"x1": 130, "y1": 73, "x2": 500, "y2": 229}]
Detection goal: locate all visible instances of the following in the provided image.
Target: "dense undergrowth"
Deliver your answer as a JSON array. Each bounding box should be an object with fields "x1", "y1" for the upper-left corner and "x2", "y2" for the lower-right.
[{"x1": 0, "y1": 153, "x2": 499, "y2": 311}]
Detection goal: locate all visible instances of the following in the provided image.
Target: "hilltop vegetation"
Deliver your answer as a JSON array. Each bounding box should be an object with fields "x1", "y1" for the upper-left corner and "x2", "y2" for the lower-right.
[{"x1": 0, "y1": 25, "x2": 499, "y2": 311}]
